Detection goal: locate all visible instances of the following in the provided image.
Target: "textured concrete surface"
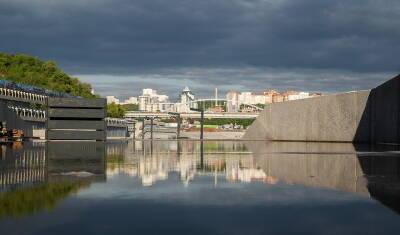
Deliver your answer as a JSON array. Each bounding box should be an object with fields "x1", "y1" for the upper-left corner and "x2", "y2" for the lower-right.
[
  {"x1": 244, "y1": 74, "x2": 400, "y2": 143},
  {"x1": 243, "y1": 90, "x2": 371, "y2": 142}
]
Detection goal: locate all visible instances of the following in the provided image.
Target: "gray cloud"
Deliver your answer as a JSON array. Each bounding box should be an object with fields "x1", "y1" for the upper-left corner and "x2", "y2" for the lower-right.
[{"x1": 0, "y1": 0, "x2": 399, "y2": 97}]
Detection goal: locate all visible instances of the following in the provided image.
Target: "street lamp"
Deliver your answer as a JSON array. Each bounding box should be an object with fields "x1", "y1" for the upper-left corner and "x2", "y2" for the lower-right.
[
  {"x1": 142, "y1": 116, "x2": 155, "y2": 140},
  {"x1": 168, "y1": 112, "x2": 181, "y2": 139},
  {"x1": 190, "y1": 108, "x2": 204, "y2": 140}
]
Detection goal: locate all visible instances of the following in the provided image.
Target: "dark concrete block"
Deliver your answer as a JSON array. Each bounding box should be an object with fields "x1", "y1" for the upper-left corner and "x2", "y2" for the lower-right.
[
  {"x1": 47, "y1": 130, "x2": 106, "y2": 140},
  {"x1": 48, "y1": 97, "x2": 106, "y2": 108},
  {"x1": 48, "y1": 108, "x2": 106, "y2": 119},
  {"x1": 47, "y1": 120, "x2": 106, "y2": 130}
]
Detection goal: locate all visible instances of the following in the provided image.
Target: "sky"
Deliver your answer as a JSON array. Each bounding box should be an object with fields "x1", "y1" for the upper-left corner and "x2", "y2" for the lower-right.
[{"x1": 1, "y1": 0, "x2": 399, "y2": 100}]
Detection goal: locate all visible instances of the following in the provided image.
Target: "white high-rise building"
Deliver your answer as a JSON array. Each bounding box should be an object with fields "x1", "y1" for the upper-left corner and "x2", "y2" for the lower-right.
[
  {"x1": 139, "y1": 88, "x2": 170, "y2": 112},
  {"x1": 142, "y1": 88, "x2": 157, "y2": 96},
  {"x1": 238, "y1": 92, "x2": 254, "y2": 105},
  {"x1": 226, "y1": 91, "x2": 240, "y2": 112},
  {"x1": 139, "y1": 95, "x2": 150, "y2": 111},
  {"x1": 122, "y1": 96, "x2": 139, "y2": 105}
]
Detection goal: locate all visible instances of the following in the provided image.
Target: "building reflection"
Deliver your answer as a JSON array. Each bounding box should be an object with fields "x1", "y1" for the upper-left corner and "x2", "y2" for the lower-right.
[
  {"x1": 0, "y1": 141, "x2": 106, "y2": 218},
  {"x1": 0, "y1": 142, "x2": 46, "y2": 191},
  {"x1": 108, "y1": 141, "x2": 364, "y2": 188},
  {"x1": 106, "y1": 141, "x2": 268, "y2": 187}
]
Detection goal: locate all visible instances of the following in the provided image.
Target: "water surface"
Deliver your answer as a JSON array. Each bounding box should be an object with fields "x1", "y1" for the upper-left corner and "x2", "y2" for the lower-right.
[{"x1": 1, "y1": 140, "x2": 400, "y2": 235}]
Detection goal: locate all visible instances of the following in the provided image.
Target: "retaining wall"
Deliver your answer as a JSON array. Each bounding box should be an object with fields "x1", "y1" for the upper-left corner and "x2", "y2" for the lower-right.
[{"x1": 243, "y1": 74, "x2": 400, "y2": 144}]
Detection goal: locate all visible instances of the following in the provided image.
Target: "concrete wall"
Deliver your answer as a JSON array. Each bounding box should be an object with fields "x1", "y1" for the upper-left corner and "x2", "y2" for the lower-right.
[
  {"x1": 243, "y1": 74, "x2": 400, "y2": 144},
  {"x1": 368, "y1": 75, "x2": 400, "y2": 144},
  {"x1": 243, "y1": 90, "x2": 371, "y2": 142}
]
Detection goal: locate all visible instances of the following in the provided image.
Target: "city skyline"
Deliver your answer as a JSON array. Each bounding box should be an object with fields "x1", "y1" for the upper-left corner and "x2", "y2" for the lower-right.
[{"x1": 105, "y1": 85, "x2": 321, "y2": 102}]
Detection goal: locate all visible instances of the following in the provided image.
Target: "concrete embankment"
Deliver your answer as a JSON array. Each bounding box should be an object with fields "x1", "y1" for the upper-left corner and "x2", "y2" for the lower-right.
[
  {"x1": 243, "y1": 74, "x2": 400, "y2": 144},
  {"x1": 181, "y1": 131, "x2": 245, "y2": 140},
  {"x1": 137, "y1": 131, "x2": 245, "y2": 140}
]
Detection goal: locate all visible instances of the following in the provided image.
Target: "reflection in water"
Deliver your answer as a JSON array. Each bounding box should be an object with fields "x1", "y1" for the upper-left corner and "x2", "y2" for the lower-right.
[
  {"x1": 358, "y1": 153, "x2": 400, "y2": 215},
  {"x1": 0, "y1": 141, "x2": 106, "y2": 218},
  {"x1": 106, "y1": 141, "x2": 263, "y2": 187},
  {"x1": 0, "y1": 142, "x2": 46, "y2": 191},
  {"x1": 106, "y1": 140, "x2": 400, "y2": 215},
  {"x1": 0, "y1": 182, "x2": 89, "y2": 218},
  {"x1": 0, "y1": 140, "x2": 400, "y2": 225}
]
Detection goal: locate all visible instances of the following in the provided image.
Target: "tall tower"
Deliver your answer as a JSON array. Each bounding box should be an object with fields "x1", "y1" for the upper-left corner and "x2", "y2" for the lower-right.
[
  {"x1": 180, "y1": 86, "x2": 196, "y2": 111},
  {"x1": 215, "y1": 88, "x2": 218, "y2": 107}
]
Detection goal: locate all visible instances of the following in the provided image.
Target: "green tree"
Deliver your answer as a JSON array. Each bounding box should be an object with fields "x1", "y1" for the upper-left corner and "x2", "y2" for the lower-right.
[
  {"x1": 0, "y1": 53, "x2": 95, "y2": 98},
  {"x1": 107, "y1": 103, "x2": 126, "y2": 118},
  {"x1": 121, "y1": 103, "x2": 139, "y2": 111}
]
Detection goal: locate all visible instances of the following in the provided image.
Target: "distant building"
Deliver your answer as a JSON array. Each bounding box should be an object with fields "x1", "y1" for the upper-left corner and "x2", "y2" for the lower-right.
[
  {"x1": 226, "y1": 89, "x2": 322, "y2": 112},
  {"x1": 179, "y1": 86, "x2": 197, "y2": 112},
  {"x1": 139, "y1": 95, "x2": 150, "y2": 111},
  {"x1": 121, "y1": 96, "x2": 138, "y2": 105},
  {"x1": 238, "y1": 92, "x2": 253, "y2": 105},
  {"x1": 264, "y1": 90, "x2": 279, "y2": 104},
  {"x1": 226, "y1": 91, "x2": 240, "y2": 112},
  {"x1": 142, "y1": 88, "x2": 156, "y2": 96},
  {"x1": 253, "y1": 92, "x2": 266, "y2": 104},
  {"x1": 180, "y1": 86, "x2": 195, "y2": 104},
  {"x1": 138, "y1": 89, "x2": 170, "y2": 112},
  {"x1": 155, "y1": 95, "x2": 169, "y2": 103},
  {"x1": 106, "y1": 96, "x2": 120, "y2": 104}
]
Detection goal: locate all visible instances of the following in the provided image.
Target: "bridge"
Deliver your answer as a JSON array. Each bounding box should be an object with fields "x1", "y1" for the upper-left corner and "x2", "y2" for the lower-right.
[
  {"x1": 0, "y1": 87, "x2": 47, "y2": 105},
  {"x1": 125, "y1": 111, "x2": 259, "y2": 119}
]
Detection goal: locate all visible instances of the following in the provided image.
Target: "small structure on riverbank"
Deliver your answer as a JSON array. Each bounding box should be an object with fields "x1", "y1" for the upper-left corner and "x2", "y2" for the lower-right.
[{"x1": 46, "y1": 97, "x2": 107, "y2": 141}]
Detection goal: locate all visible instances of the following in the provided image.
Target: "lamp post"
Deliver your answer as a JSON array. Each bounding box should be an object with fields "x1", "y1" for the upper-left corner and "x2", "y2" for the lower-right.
[
  {"x1": 141, "y1": 118, "x2": 145, "y2": 140},
  {"x1": 142, "y1": 116, "x2": 154, "y2": 140},
  {"x1": 150, "y1": 117, "x2": 154, "y2": 140},
  {"x1": 190, "y1": 108, "x2": 204, "y2": 140},
  {"x1": 168, "y1": 112, "x2": 181, "y2": 139}
]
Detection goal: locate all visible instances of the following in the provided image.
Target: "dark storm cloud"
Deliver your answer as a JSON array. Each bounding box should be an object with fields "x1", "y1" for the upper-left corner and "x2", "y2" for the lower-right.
[{"x1": 0, "y1": 0, "x2": 399, "y2": 97}]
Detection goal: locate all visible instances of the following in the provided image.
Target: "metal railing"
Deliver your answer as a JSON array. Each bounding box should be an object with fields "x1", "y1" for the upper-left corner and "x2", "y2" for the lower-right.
[
  {"x1": 105, "y1": 118, "x2": 128, "y2": 127},
  {"x1": 8, "y1": 105, "x2": 46, "y2": 120},
  {"x1": 0, "y1": 87, "x2": 47, "y2": 103}
]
